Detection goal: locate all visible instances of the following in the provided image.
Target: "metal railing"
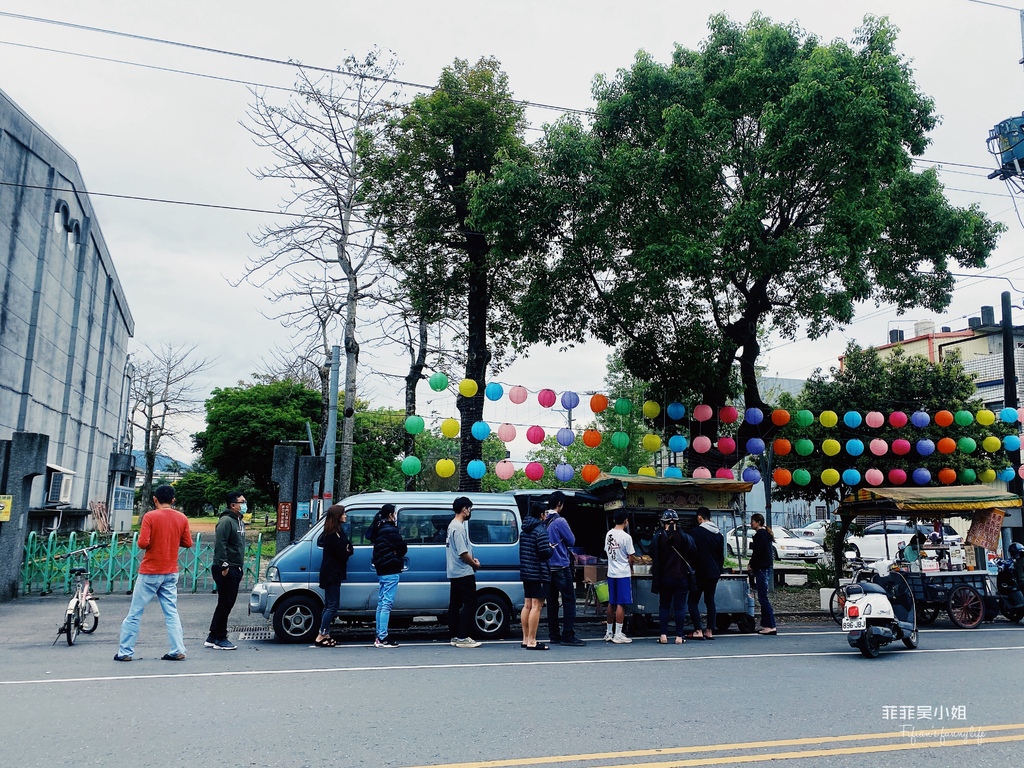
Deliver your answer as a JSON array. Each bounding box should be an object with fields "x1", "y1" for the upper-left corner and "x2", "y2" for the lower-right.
[{"x1": 20, "y1": 530, "x2": 263, "y2": 595}]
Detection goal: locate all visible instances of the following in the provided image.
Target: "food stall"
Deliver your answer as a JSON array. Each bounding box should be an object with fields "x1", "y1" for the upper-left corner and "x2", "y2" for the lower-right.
[
  {"x1": 836, "y1": 485, "x2": 1022, "y2": 628},
  {"x1": 581, "y1": 473, "x2": 757, "y2": 634}
]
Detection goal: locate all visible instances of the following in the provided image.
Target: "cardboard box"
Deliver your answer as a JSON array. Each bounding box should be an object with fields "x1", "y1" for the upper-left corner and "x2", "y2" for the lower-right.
[{"x1": 583, "y1": 564, "x2": 608, "y2": 584}]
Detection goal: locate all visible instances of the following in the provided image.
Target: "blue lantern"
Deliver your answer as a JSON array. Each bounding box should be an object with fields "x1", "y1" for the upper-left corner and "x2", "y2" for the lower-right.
[
  {"x1": 998, "y1": 467, "x2": 1016, "y2": 482},
  {"x1": 746, "y1": 437, "x2": 765, "y2": 454},
  {"x1": 466, "y1": 459, "x2": 487, "y2": 479},
  {"x1": 560, "y1": 391, "x2": 580, "y2": 410},
  {"x1": 744, "y1": 408, "x2": 764, "y2": 425},
  {"x1": 664, "y1": 466, "x2": 683, "y2": 479},
  {"x1": 554, "y1": 462, "x2": 575, "y2": 482},
  {"x1": 843, "y1": 411, "x2": 863, "y2": 428},
  {"x1": 741, "y1": 467, "x2": 761, "y2": 483},
  {"x1": 916, "y1": 439, "x2": 935, "y2": 457},
  {"x1": 668, "y1": 435, "x2": 688, "y2": 453},
  {"x1": 910, "y1": 410, "x2": 930, "y2": 428},
  {"x1": 845, "y1": 439, "x2": 865, "y2": 457},
  {"x1": 912, "y1": 468, "x2": 931, "y2": 485},
  {"x1": 842, "y1": 469, "x2": 862, "y2": 486},
  {"x1": 556, "y1": 427, "x2": 575, "y2": 447},
  {"x1": 666, "y1": 402, "x2": 686, "y2": 420},
  {"x1": 1000, "y1": 407, "x2": 1019, "y2": 424},
  {"x1": 470, "y1": 421, "x2": 491, "y2": 441},
  {"x1": 484, "y1": 382, "x2": 504, "y2": 401},
  {"x1": 1004, "y1": 434, "x2": 1022, "y2": 452}
]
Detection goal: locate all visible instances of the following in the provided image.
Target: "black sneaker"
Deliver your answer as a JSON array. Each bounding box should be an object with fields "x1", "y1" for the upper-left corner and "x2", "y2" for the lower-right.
[
  {"x1": 562, "y1": 636, "x2": 587, "y2": 646},
  {"x1": 113, "y1": 653, "x2": 132, "y2": 662}
]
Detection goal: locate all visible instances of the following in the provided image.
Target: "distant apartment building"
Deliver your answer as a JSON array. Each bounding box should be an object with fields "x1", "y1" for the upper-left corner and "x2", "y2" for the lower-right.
[{"x1": 0, "y1": 87, "x2": 135, "y2": 534}]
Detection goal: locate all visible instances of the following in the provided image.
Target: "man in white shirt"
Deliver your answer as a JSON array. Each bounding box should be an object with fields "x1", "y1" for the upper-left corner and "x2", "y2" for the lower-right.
[{"x1": 604, "y1": 509, "x2": 635, "y2": 643}]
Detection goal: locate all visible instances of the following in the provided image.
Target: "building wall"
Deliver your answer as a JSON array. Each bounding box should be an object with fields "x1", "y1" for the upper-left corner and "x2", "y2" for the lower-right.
[{"x1": 0, "y1": 87, "x2": 134, "y2": 517}]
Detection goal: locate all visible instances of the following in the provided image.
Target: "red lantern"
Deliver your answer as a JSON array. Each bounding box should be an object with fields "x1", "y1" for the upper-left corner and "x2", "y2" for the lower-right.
[
  {"x1": 526, "y1": 425, "x2": 546, "y2": 444},
  {"x1": 525, "y1": 462, "x2": 544, "y2": 481},
  {"x1": 537, "y1": 388, "x2": 556, "y2": 408},
  {"x1": 719, "y1": 406, "x2": 738, "y2": 424},
  {"x1": 717, "y1": 436, "x2": 736, "y2": 453},
  {"x1": 582, "y1": 429, "x2": 602, "y2": 448},
  {"x1": 581, "y1": 464, "x2": 600, "y2": 483},
  {"x1": 715, "y1": 468, "x2": 735, "y2": 479}
]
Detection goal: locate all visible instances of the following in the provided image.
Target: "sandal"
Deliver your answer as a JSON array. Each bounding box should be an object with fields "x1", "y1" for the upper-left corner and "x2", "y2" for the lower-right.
[
  {"x1": 705, "y1": 633, "x2": 714, "y2": 640},
  {"x1": 757, "y1": 628, "x2": 778, "y2": 635},
  {"x1": 527, "y1": 643, "x2": 550, "y2": 650},
  {"x1": 314, "y1": 637, "x2": 337, "y2": 647},
  {"x1": 657, "y1": 637, "x2": 670, "y2": 644},
  {"x1": 686, "y1": 632, "x2": 705, "y2": 640}
]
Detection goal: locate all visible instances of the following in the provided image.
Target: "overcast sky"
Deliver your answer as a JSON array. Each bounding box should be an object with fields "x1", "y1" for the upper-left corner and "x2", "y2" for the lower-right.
[{"x1": 3, "y1": 0, "x2": 1024, "y2": 461}]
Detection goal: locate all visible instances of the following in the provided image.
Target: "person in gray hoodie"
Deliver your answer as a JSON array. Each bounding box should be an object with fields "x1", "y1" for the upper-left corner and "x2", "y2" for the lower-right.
[{"x1": 687, "y1": 507, "x2": 725, "y2": 640}]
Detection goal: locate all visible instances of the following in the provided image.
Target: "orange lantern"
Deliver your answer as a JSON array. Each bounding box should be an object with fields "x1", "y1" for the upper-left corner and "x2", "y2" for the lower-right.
[
  {"x1": 581, "y1": 464, "x2": 601, "y2": 483},
  {"x1": 582, "y1": 429, "x2": 602, "y2": 448},
  {"x1": 936, "y1": 437, "x2": 957, "y2": 454},
  {"x1": 934, "y1": 410, "x2": 954, "y2": 427},
  {"x1": 773, "y1": 468, "x2": 792, "y2": 486},
  {"x1": 937, "y1": 468, "x2": 957, "y2": 485},
  {"x1": 773, "y1": 438, "x2": 792, "y2": 456},
  {"x1": 771, "y1": 409, "x2": 791, "y2": 426},
  {"x1": 590, "y1": 394, "x2": 609, "y2": 413}
]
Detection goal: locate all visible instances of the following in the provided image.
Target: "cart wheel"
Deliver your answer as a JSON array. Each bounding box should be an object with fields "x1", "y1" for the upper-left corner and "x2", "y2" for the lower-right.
[
  {"x1": 947, "y1": 585, "x2": 984, "y2": 629},
  {"x1": 736, "y1": 614, "x2": 756, "y2": 634},
  {"x1": 916, "y1": 604, "x2": 940, "y2": 625},
  {"x1": 715, "y1": 614, "x2": 732, "y2": 633}
]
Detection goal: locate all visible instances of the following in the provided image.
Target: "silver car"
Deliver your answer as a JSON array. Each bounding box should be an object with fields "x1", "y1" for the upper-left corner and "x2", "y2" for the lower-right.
[{"x1": 845, "y1": 519, "x2": 963, "y2": 562}]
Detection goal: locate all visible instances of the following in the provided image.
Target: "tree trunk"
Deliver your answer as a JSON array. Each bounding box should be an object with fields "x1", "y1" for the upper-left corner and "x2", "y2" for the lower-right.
[
  {"x1": 404, "y1": 317, "x2": 429, "y2": 491},
  {"x1": 458, "y1": 236, "x2": 491, "y2": 491}
]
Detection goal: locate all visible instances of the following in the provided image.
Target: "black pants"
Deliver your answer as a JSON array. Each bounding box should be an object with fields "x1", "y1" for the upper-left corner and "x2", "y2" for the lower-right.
[
  {"x1": 658, "y1": 576, "x2": 689, "y2": 637},
  {"x1": 448, "y1": 574, "x2": 476, "y2": 638},
  {"x1": 689, "y1": 576, "x2": 720, "y2": 633},
  {"x1": 547, "y1": 566, "x2": 577, "y2": 641},
  {"x1": 209, "y1": 565, "x2": 242, "y2": 640}
]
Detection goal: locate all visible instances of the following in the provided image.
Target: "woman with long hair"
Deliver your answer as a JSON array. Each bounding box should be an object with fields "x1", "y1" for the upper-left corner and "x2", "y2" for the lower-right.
[
  {"x1": 368, "y1": 504, "x2": 407, "y2": 648},
  {"x1": 315, "y1": 505, "x2": 353, "y2": 647}
]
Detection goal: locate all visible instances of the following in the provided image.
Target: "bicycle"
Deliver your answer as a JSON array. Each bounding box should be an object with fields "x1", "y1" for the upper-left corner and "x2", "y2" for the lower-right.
[{"x1": 52, "y1": 543, "x2": 107, "y2": 646}]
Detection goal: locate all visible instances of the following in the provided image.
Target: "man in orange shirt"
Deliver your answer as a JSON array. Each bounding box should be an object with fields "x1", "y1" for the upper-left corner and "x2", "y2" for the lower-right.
[{"x1": 114, "y1": 485, "x2": 193, "y2": 661}]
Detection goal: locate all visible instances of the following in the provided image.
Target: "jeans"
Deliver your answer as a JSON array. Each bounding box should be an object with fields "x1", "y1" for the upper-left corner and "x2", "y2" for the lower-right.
[
  {"x1": 657, "y1": 576, "x2": 689, "y2": 637},
  {"x1": 376, "y1": 574, "x2": 400, "y2": 640},
  {"x1": 118, "y1": 572, "x2": 185, "y2": 657},
  {"x1": 448, "y1": 574, "x2": 476, "y2": 638},
  {"x1": 546, "y1": 566, "x2": 577, "y2": 641},
  {"x1": 320, "y1": 583, "x2": 340, "y2": 635},
  {"x1": 210, "y1": 565, "x2": 242, "y2": 640},
  {"x1": 688, "y1": 576, "x2": 719, "y2": 633},
  {"x1": 754, "y1": 568, "x2": 776, "y2": 629}
]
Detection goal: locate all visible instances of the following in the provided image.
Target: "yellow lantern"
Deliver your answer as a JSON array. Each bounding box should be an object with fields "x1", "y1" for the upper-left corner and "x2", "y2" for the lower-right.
[
  {"x1": 642, "y1": 400, "x2": 661, "y2": 419},
  {"x1": 642, "y1": 433, "x2": 662, "y2": 452},
  {"x1": 982, "y1": 435, "x2": 1002, "y2": 452},
  {"x1": 976, "y1": 408, "x2": 996, "y2": 426},
  {"x1": 435, "y1": 459, "x2": 456, "y2": 478},
  {"x1": 441, "y1": 418, "x2": 460, "y2": 438},
  {"x1": 821, "y1": 439, "x2": 841, "y2": 457},
  {"x1": 979, "y1": 468, "x2": 997, "y2": 483},
  {"x1": 821, "y1": 468, "x2": 840, "y2": 486},
  {"x1": 638, "y1": 466, "x2": 657, "y2": 476},
  {"x1": 819, "y1": 410, "x2": 838, "y2": 428},
  {"x1": 458, "y1": 378, "x2": 479, "y2": 397}
]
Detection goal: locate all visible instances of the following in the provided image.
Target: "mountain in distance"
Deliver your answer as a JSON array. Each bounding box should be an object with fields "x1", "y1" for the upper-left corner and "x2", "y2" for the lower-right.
[{"x1": 131, "y1": 450, "x2": 191, "y2": 474}]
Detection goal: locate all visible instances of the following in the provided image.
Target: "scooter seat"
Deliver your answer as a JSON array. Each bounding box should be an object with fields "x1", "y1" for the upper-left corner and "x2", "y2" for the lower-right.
[{"x1": 854, "y1": 582, "x2": 888, "y2": 595}]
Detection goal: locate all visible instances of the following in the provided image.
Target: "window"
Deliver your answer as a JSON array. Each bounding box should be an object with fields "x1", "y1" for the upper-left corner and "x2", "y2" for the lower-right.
[
  {"x1": 466, "y1": 508, "x2": 519, "y2": 544},
  {"x1": 395, "y1": 508, "x2": 450, "y2": 545},
  {"x1": 343, "y1": 509, "x2": 377, "y2": 546}
]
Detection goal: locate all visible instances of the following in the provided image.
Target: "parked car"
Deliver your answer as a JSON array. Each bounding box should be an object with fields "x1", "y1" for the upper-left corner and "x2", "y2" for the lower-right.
[
  {"x1": 725, "y1": 525, "x2": 825, "y2": 563},
  {"x1": 792, "y1": 520, "x2": 830, "y2": 547},
  {"x1": 844, "y1": 519, "x2": 963, "y2": 562}
]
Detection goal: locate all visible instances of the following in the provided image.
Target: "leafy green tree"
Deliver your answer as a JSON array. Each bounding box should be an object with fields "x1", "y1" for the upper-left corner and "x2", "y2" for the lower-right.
[{"x1": 172, "y1": 469, "x2": 231, "y2": 516}]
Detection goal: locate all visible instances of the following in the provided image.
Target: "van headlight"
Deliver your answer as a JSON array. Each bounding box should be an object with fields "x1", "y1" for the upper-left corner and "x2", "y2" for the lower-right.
[{"x1": 266, "y1": 565, "x2": 280, "y2": 582}]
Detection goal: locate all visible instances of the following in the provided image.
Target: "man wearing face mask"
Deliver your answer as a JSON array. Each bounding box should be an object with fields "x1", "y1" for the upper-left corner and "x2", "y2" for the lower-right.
[{"x1": 206, "y1": 490, "x2": 246, "y2": 650}]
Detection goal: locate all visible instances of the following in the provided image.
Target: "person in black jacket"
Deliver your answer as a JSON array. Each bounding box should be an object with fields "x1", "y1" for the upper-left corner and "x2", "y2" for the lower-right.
[
  {"x1": 519, "y1": 504, "x2": 553, "y2": 650},
  {"x1": 747, "y1": 513, "x2": 777, "y2": 635},
  {"x1": 369, "y1": 504, "x2": 408, "y2": 648},
  {"x1": 650, "y1": 509, "x2": 697, "y2": 644},
  {"x1": 315, "y1": 505, "x2": 353, "y2": 648},
  {"x1": 688, "y1": 507, "x2": 725, "y2": 640}
]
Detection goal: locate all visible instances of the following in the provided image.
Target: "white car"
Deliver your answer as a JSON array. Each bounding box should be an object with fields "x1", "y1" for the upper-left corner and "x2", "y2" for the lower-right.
[
  {"x1": 845, "y1": 519, "x2": 963, "y2": 562},
  {"x1": 726, "y1": 525, "x2": 825, "y2": 563},
  {"x1": 792, "y1": 520, "x2": 830, "y2": 547}
]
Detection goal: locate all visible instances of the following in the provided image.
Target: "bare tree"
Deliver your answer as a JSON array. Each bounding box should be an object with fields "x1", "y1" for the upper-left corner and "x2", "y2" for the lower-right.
[
  {"x1": 129, "y1": 343, "x2": 211, "y2": 516},
  {"x1": 242, "y1": 49, "x2": 402, "y2": 498}
]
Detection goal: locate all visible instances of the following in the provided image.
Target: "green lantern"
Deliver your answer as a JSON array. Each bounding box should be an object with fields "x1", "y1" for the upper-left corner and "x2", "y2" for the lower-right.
[
  {"x1": 400, "y1": 456, "x2": 422, "y2": 476},
  {"x1": 954, "y1": 409, "x2": 974, "y2": 426},
  {"x1": 958, "y1": 468, "x2": 977, "y2": 484},
  {"x1": 404, "y1": 415, "x2": 425, "y2": 435},
  {"x1": 792, "y1": 468, "x2": 811, "y2": 486},
  {"x1": 614, "y1": 398, "x2": 632, "y2": 415},
  {"x1": 610, "y1": 465, "x2": 629, "y2": 474},
  {"x1": 428, "y1": 372, "x2": 449, "y2": 392},
  {"x1": 611, "y1": 431, "x2": 630, "y2": 450},
  {"x1": 957, "y1": 437, "x2": 977, "y2": 454},
  {"x1": 795, "y1": 439, "x2": 814, "y2": 456},
  {"x1": 795, "y1": 409, "x2": 814, "y2": 427}
]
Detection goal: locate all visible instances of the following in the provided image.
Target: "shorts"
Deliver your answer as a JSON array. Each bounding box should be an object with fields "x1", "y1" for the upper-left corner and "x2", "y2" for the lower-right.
[
  {"x1": 523, "y1": 580, "x2": 548, "y2": 600},
  {"x1": 607, "y1": 576, "x2": 632, "y2": 606}
]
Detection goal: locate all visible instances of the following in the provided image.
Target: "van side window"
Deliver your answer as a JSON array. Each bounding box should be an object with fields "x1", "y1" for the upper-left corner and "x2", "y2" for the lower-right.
[
  {"x1": 345, "y1": 510, "x2": 376, "y2": 546},
  {"x1": 395, "y1": 509, "x2": 450, "y2": 545},
  {"x1": 466, "y1": 509, "x2": 519, "y2": 545}
]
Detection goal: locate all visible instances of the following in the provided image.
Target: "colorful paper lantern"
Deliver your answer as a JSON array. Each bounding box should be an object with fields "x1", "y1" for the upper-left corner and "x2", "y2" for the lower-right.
[
  {"x1": 821, "y1": 439, "x2": 841, "y2": 457},
  {"x1": 1020, "y1": 466, "x2": 1024, "y2": 480},
  {"x1": 771, "y1": 409, "x2": 791, "y2": 426},
  {"x1": 745, "y1": 408, "x2": 764, "y2": 425},
  {"x1": 1000, "y1": 407, "x2": 1019, "y2": 423},
  {"x1": 982, "y1": 435, "x2": 1002, "y2": 452},
  {"x1": 637, "y1": 466, "x2": 657, "y2": 477},
  {"x1": 582, "y1": 429, "x2": 602, "y2": 448},
  {"x1": 509, "y1": 385, "x2": 528, "y2": 404},
  {"x1": 888, "y1": 468, "x2": 907, "y2": 485},
  {"x1": 495, "y1": 459, "x2": 515, "y2": 480},
  {"x1": 865, "y1": 411, "x2": 885, "y2": 428},
  {"x1": 642, "y1": 433, "x2": 662, "y2": 452},
  {"x1": 795, "y1": 410, "x2": 814, "y2": 427},
  {"x1": 538, "y1": 388, "x2": 557, "y2": 408},
  {"x1": 742, "y1": 467, "x2": 761, "y2": 483},
  {"x1": 821, "y1": 468, "x2": 840, "y2": 486},
  {"x1": 404, "y1": 415, "x2": 425, "y2": 434},
  {"x1": 611, "y1": 431, "x2": 630, "y2": 450},
  {"x1": 846, "y1": 439, "x2": 865, "y2": 456},
  {"x1": 934, "y1": 410, "x2": 954, "y2": 427},
  {"x1": 869, "y1": 439, "x2": 888, "y2": 456},
  {"x1": 590, "y1": 394, "x2": 609, "y2": 413},
  {"x1": 667, "y1": 402, "x2": 686, "y2": 420},
  {"x1": 795, "y1": 439, "x2": 814, "y2": 456},
  {"x1": 773, "y1": 468, "x2": 792, "y2": 486},
  {"x1": 556, "y1": 427, "x2": 575, "y2": 447},
  {"x1": 459, "y1": 378, "x2": 479, "y2": 398},
  {"x1": 581, "y1": 464, "x2": 600, "y2": 483},
  {"x1": 526, "y1": 425, "x2": 546, "y2": 444},
  {"x1": 773, "y1": 438, "x2": 792, "y2": 456},
  {"x1": 497, "y1": 423, "x2": 517, "y2": 443},
  {"x1": 937, "y1": 468, "x2": 956, "y2": 485},
  {"x1": 746, "y1": 437, "x2": 766, "y2": 454},
  {"x1": 471, "y1": 421, "x2": 491, "y2": 441},
  {"x1": 664, "y1": 466, "x2": 683, "y2": 479},
  {"x1": 958, "y1": 468, "x2": 977, "y2": 484},
  {"x1": 555, "y1": 463, "x2": 575, "y2": 482},
  {"x1": 485, "y1": 382, "x2": 504, "y2": 401},
  {"x1": 889, "y1": 411, "x2": 908, "y2": 428},
  {"x1": 1005, "y1": 434, "x2": 1022, "y2": 452},
  {"x1": 715, "y1": 468, "x2": 735, "y2": 479},
  {"x1": 692, "y1": 467, "x2": 712, "y2": 479},
  {"x1": 717, "y1": 436, "x2": 736, "y2": 454},
  {"x1": 865, "y1": 468, "x2": 884, "y2": 486},
  {"x1": 892, "y1": 439, "x2": 911, "y2": 456},
  {"x1": 435, "y1": 458, "x2": 456, "y2": 478},
  {"x1": 842, "y1": 469, "x2": 861, "y2": 486},
  {"x1": 429, "y1": 372, "x2": 449, "y2": 392},
  {"x1": 954, "y1": 410, "x2": 974, "y2": 426},
  {"x1": 668, "y1": 435, "x2": 688, "y2": 453},
  {"x1": 441, "y1": 418, "x2": 460, "y2": 438},
  {"x1": 610, "y1": 465, "x2": 629, "y2": 475},
  {"x1": 614, "y1": 398, "x2": 632, "y2": 415},
  {"x1": 792, "y1": 469, "x2": 811, "y2": 486},
  {"x1": 693, "y1": 404, "x2": 713, "y2": 422},
  {"x1": 642, "y1": 400, "x2": 661, "y2": 419},
  {"x1": 467, "y1": 459, "x2": 487, "y2": 479},
  {"x1": 997, "y1": 467, "x2": 1014, "y2": 482},
  {"x1": 400, "y1": 456, "x2": 422, "y2": 476},
  {"x1": 561, "y1": 391, "x2": 580, "y2": 410},
  {"x1": 976, "y1": 409, "x2": 996, "y2": 426},
  {"x1": 910, "y1": 411, "x2": 930, "y2": 428},
  {"x1": 958, "y1": 437, "x2": 977, "y2": 454},
  {"x1": 693, "y1": 435, "x2": 712, "y2": 453},
  {"x1": 981, "y1": 468, "x2": 999, "y2": 483},
  {"x1": 819, "y1": 410, "x2": 838, "y2": 428},
  {"x1": 936, "y1": 437, "x2": 957, "y2": 455},
  {"x1": 844, "y1": 411, "x2": 863, "y2": 428},
  {"x1": 912, "y1": 468, "x2": 931, "y2": 485},
  {"x1": 525, "y1": 462, "x2": 544, "y2": 481},
  {"x1": 720, "y1": 406, "x2": 738, "y2": 424},
  {"x1": 916, "y1": 439, "x2": 935, "y2": 456}
]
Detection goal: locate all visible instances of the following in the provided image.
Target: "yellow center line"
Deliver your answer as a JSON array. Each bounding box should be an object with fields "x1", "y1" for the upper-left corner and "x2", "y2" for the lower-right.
[{"x1": 400, "y1": 723, "x2": 1024, "y2": 768}]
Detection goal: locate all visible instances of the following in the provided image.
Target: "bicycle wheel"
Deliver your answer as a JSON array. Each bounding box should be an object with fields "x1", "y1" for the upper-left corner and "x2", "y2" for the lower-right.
[
  {"x1": 79, "y1": 599, "x2": 98, "y2": 634},
  {"x1": 65, "y1": 602, "x2": 81, "y2": 646},
  {"x1": 828, "y1": 589, "x2": 844, "y2": 626}
]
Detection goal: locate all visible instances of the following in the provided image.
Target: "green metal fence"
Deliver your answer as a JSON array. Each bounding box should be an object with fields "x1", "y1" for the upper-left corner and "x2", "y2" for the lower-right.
[{"x1": 20, "y1": 530, "x2": 263, "y2": 595}]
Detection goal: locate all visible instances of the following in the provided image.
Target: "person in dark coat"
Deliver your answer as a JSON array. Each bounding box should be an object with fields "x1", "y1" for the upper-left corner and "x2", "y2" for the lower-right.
[
  {"x1": 315, "y1": 504, "x2": 353, "y2": 647},
  {"x1": 369, "y1": 504, "x2": 408, "y2": 648},
  {"x1": 748, "y1": 513, "x2": 777, "y2": 635},
  {"x1": 649, "y1": 509, "x2": 697, "y2": 644},
  {"x1": 519, "y1": 504, "x2": 553, "y2": 650},
  {"x1": 688, "y1": 506, "x2": 725, "y2": 640}
]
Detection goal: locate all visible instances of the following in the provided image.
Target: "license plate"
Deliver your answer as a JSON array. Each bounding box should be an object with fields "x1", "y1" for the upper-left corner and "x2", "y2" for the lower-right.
[{"x1": 843, "y1": 617, "x2": 866, "y2": 631}]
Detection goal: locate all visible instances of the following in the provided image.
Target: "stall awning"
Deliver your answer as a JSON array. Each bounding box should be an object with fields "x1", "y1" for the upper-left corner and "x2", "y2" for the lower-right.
[
  {"x1": 587, "y1": 473, "x2": 754, "y2": 494},
  {"x1": 841, "y1": 485, "x2": 1021, "y2": 514}
]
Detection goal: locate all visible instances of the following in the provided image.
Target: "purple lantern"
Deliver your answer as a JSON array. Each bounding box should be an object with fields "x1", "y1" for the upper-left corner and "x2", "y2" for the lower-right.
[
  {"x1": 556, "y1": 427, "x2": 575, "y2": 447},
  {"x1": 742, "y1": 467, "x2": 761, "y2": 483},
  {"x1": 912, "y1": 467, "x2": 931, "y2": 485},
  {"x1": 554, "y1": 463, "x2": 574, "y2": 482},
  {"x1": 560, "y1": 391, "x2": 580, "y2": 410},
  {"x1": 910, "y1": 410, "x2": 930, "y2": 428}
]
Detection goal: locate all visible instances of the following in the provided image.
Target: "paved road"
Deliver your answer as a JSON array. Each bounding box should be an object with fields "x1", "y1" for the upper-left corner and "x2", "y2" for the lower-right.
[{"x1": 2, "y1": 593, "x2": 1023, "y2": 767}]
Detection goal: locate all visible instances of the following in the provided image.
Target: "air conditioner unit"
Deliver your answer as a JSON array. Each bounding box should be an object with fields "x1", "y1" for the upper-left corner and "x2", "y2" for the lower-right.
[{"x1": 47, "y1": 473, "x2": 73, "y2": 504}]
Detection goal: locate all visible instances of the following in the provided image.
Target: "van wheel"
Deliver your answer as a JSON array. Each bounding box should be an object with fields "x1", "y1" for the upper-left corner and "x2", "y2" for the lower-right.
[
  {"x1": 472, "y1": 593, "x2": 512, "y2": 640},
  {"x1": 273, "y1": 594, "x2": 321, "y2": 644}
]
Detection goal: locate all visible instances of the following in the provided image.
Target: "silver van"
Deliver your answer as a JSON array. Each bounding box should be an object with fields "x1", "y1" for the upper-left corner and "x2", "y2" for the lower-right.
[{"x1": 249, "y1": 491, "x2": 526, "y2": 643}]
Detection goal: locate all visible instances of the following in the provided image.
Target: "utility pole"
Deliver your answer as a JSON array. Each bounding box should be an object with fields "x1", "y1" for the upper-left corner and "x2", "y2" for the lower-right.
[{"x1": 321, "y1": 345, "x2": 340, "y2": 517}]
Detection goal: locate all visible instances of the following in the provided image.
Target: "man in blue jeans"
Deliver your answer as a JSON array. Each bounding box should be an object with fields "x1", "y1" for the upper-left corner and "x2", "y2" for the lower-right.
[{"x1": 545, "y1": 492, "x2": 586, "y2": 646}]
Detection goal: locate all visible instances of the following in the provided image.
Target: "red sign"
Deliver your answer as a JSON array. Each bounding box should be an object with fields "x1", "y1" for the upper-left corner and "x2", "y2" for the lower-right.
[{"x1": 277, "y1": 502, "x2": 292, "y2": 532}]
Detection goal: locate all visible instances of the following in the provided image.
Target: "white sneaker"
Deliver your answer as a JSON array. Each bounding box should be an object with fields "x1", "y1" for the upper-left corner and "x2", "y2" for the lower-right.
[
  {"x1": 611, "y1": 633, "x2": 632, "y2": 644},
  {"x1": 454, "y1": 637, "x2": 482, "y2": 648},
  {"x1": 603, "y1": 632, "x2": 614, "y2": 642}
]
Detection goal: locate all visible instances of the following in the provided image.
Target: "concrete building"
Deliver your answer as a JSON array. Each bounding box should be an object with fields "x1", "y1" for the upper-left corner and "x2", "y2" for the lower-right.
[{"x1": 0, "y1": 87, "x2": 135, "y2": 535}]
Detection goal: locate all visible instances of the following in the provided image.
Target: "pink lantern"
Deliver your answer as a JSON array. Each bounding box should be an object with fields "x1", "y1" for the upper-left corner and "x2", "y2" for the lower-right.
[
  {"x1": 692, "y1": 467, "x2": 712, "y2": 479},
  {"x1": 554, "y1": 463, "x2": 574, "y2": 482},
  {"x1": 717, "y1": 436, "x2": 736, "y2": 454},
  {"x1": 1018, "y1": 408, "x2": 1024, "y2": 424},
  {"x1": 889, "y1": 411, "x2": 908, "y2": 428},
  {"x1": 892, "y1": 439, "x2": 911, "y2": 456},
  {"x1": 719, "y1": 406, "x2": 738, "y2": 424},
  {"x1": 496, "y1": 423, "x2": 517, "y2": 442},
  {"x1": 693, "y1": 435, "x2": 712, "y2": 453},
  {"x1": 715, "y1": 468, "x2": 735, "y2": 479},
  {"x1": 888, "y1": 468, "x2": 907, "y2": 485},
  {"x1": 525, "y1": 462, "x2": 544, "y2": 481},
  {"x1": 509, "y1": 385, "x2": 528, "y2": 404},
  {"x1": 693, "y1": 404, "x2": 713, "y2": 422},
  {"x1": 1018, "y1": 465, "x2": 1024, "y2": 480},
  {"x1": 869, "y1": 439, "x2": 888, "y2": 456},
  {"x1": 865, "y1": 468, "x2": 884, "y2": 486},
  {"x1": 495, "y1": 460, "x2": 515, "y2": 480},
  {"x1": 865, "y1": 411, "x2": 884, "y2": 428},
  {"x1": 537, "y1": 388, "x2": 556, "y2": 408},
  {"x1": 526, "y1": 425, "x2": 545, "y2": 444}
]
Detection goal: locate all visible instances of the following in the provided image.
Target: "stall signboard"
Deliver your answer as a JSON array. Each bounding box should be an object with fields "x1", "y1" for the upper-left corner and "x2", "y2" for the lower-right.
[
  {"x1": 622, "y1": 488, "x2": 735, "y2": 512},
  {"x1": 966, "y1": 508, "x2": 1005, "y2": 551},
  {"x1": 0, "y1": 495, "x2": 11, "y2": 522}
]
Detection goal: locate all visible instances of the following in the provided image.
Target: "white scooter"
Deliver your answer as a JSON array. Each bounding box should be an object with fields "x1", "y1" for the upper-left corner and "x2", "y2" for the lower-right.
[{"x1": 840, "y1": 553, "x2": 919, "y2": 658}]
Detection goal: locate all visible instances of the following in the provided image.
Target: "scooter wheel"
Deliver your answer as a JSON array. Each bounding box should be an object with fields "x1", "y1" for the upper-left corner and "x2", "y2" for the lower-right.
[
  {"x1": 901, "y1": 628, "x2": 919, "y2": 650},
  {"x1": 857, "y1": 633, "x2": 880, "y2": 658}
]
